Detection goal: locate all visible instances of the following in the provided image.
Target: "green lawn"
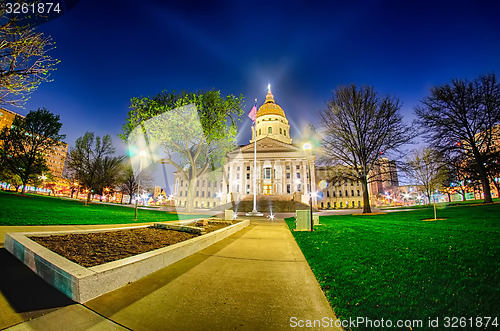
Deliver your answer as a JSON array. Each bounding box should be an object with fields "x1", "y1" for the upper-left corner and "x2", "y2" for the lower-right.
[
  {"x1": 0, "y1": 191, "x2": 210, "y2": 225},
  {"x1": 286, "y1": 204, "x2": 500, "y2": 330},
  {"x1": 380, "y1": 197, "x2": 500, "y2": 210}
]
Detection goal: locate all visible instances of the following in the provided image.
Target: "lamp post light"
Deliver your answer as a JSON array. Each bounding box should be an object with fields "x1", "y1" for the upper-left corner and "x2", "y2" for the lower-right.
[
  {"x1": 303, "y1": 142, "x2": 313, "y2": 232},
  {"x1": 135, "y1": 150, "x2": 147, "y2": 221}
]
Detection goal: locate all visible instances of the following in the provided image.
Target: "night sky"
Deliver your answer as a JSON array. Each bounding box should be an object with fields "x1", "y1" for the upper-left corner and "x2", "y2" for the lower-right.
[{"x1": 15, "y1": 0, "x2": 500, "y2": 162}]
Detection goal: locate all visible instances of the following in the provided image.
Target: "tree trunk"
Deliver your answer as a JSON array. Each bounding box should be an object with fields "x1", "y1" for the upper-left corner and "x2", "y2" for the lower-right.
[
  {"x1": 185, "y1": 177, "x2": 197, "y2": 213},
  {"x1": 21, "y1": 180, "x2": 27, "y2": 195},
  {"x1": 474, "y1": 154, "x2": 493, "y2": 202},
  {"x1": 87, "y1": 192, "x2": 91, "y2": 203},
  {"x1": 361, "y1": 177, "x2": 371, "y2": 213},
  {"x1": 477, "y1": 168, "x2": 492, "y2": 203},
  {"x1": 460, "y1": 189, "x2": 467, "y2": 201}
]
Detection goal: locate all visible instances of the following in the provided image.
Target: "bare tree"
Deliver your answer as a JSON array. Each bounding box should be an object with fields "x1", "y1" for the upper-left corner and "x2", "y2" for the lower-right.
[
  {"x1": 67, "y1": 132, "x2": 124, "y2": 203},
  {"x1": 0, "y1": 2, "x2": 59, "y2": 107},
  {"x1": 415, "y1": 73, "x2": 500, "y2": 203},
  {"x1": 320, "y1": 84, "x2": 414, "y2": 213},
  {"x1": 118, "y1": 163, "x2": 152, "y2": 204},
  {"x1": 404, "y1": 147, "x2": 448, "y2": 204}
]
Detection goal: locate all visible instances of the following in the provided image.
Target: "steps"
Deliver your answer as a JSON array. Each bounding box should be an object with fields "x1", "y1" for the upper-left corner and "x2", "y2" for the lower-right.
[{"x1": 211, "y1": 196, "x2": 317, "y2": 213}]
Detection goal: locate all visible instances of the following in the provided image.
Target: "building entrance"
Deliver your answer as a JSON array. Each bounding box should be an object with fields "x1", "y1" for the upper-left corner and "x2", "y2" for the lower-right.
[{"x1": 263, "y1": 184, "x2": 272, "y2": 195}]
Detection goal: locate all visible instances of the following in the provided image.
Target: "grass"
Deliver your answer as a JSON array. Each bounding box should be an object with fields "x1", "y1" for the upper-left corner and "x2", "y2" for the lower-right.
[
  {"x1": 286, "y1": 203, "x2": 500, "y2": 330},
  {"x1": 0, "y1": 191, "x2": 210, "y2": 225},
  {"x1": 380, "y1": 197, "x2": 500, "y2": 210}
]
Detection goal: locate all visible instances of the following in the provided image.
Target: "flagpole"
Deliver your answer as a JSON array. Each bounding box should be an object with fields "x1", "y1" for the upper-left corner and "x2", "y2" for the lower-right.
[
  {"x1": 253, "y1": 123, "x2": 257, "y2": 213},
  {"x1": 246, "y1": 98, "x2": 262, "y2": 216}
]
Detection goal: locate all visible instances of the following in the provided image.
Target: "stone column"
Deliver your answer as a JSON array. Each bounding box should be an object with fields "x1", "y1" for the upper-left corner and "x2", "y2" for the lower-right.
[
  {"x1": 281, "y1": 159, "x2": 286, "y2": 195},
  {"x1": 271, "y1": 160, "x2": 275, "y2": 194},
  {"x1": 302, "y1": 160, "x2": 308, "y2": 194}
]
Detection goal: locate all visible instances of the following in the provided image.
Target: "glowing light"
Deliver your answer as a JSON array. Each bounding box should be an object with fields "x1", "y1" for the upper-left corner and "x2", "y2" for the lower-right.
[
  {"x1": 303, "y1": 142, "x2": 311, "y2": 151},
  {"x1": 311, "y1": 191, "x2": 318, "y2": 198},
  {"x1": 268, "y1": 213, "x2": 276, "y2": 221},
  {"x1": 139, "y1": 150, "x2": 147, "y2": 157},
  {"x1": 318, "y1": 180, "x2": 328, "y2": 190},
  {"x1": 232, "y1": 213, "x2": 238, "y2": 220},
  {"x1": 268, "y1": 83, "x2": 271, "y2": 92}
]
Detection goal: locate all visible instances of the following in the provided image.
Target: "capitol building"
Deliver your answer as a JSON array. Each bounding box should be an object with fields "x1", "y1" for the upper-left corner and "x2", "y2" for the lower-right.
[{"x1": 173, "y1": 88, "x2": 397, "y2": 210}]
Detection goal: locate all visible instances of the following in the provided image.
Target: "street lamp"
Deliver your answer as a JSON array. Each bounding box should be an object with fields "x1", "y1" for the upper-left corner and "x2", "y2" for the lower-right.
[
  {"x1": 303, "y1": 142, "x2": 313, "y2": 232},
  {"x1": 135, "y1": 150, "x2": 147, "y2": 221}
]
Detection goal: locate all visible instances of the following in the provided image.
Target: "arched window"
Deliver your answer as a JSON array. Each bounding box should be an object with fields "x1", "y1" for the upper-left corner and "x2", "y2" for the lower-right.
[
  {"x1": 259, "y1": 129, "x2": 261, "y2": 135},
  {"x1": 280, "y1": 128, "x2": 282, "y2": 134},
  {"x1": 284, "y1": 130, "x2": 287, "y2": 136},
  {"x1": 268, "y1": 127, "x2": 272, "y2": 134}
]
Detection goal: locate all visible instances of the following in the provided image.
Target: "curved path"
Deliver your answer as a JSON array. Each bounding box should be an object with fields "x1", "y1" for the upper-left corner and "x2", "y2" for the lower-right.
[{"x1": 1, "y1": 218, "x2": 341, "y2": 330}]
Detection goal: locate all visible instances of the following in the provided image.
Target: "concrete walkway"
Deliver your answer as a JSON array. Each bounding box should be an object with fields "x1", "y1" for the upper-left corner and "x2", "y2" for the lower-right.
[{"x1": 0, "y1": 218, "x2": 341, "y2": 330}]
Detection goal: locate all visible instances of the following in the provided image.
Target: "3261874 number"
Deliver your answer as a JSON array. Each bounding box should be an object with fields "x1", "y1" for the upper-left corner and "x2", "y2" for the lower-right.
[
  {"x1": 443, "y1": 317, "x2": 498, "y2": 328},
  {"x1": 4, "y1": 2, "x2": 61, "y2": 15}
]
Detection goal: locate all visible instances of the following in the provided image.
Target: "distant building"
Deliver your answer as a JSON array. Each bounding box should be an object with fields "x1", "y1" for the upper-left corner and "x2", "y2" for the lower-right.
[
  {"x1": 369, "y1": 158, "x2": 399, "y2": 196},
  {"x1": 315, "y1": 165, "x2": 364, "y2": 209},
  {"x1": 173, "y1": 88, "x2": 317, "y2": 209},
  {"x1": 172, "y1": 89, "x2": 401, "y2": 210},
  {"x1": 0, "y1": 108, "x2": 68, "y2": 177},
  {"x1": 0, "y1": 108, "x2": 17, "y2": 131}
]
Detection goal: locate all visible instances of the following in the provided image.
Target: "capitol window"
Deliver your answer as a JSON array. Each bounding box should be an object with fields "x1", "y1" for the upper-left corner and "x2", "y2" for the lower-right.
[
  {"x1": 264, "y1": 168, "x2": 272, "y2": 179},
  {"x1": 268, "y1": 127, "x2": 272, "y2": 134},
  {"x1": 280, "y1": 128, "x2": 282, "y2": 134}
]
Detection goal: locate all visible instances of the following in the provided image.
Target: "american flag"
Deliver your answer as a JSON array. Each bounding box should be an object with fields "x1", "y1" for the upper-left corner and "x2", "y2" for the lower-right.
[{"x1": 248, "y1": 100, "x2": 257, "y2": 123}]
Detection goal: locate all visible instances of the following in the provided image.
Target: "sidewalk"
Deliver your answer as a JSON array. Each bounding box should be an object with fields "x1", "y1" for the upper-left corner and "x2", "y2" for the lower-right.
[{"x1": 1, "y1": 218, "x2": 341, "y2": 330}]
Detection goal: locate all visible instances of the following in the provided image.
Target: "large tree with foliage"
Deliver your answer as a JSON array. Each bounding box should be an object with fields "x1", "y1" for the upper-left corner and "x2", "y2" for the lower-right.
[
  {"x1": 67, "y1": 132, "x2": 124, "y2": 203},
  {"x1": 320, "y1": 84, "x2": 414, "y2": 213},
  {"x1": 0, "y1": 1, "x2": 59, "y2": 107},
  {"x1": 404, "y1": 147, "x2": 448, "y2": 204},
  {"x1": 0, "y1": 107, "x2": 64, "y2": 194},
  {"x1": 121, "y1": 90, "x2": 243, "y2": 213},
  {"x1": 415, "y1": 73, "x2": 500, "y2": 203}
]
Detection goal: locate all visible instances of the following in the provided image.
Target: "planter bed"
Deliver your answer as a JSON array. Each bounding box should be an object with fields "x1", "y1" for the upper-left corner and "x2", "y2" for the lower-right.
[{"x1": 5, "y1": 219, "x2": 249, "y2": 303}]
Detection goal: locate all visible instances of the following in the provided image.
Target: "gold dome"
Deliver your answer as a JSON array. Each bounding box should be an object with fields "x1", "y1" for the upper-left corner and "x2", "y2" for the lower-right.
[{"x1": 256, "y1": 90, "x2": 286, "y2": 118}]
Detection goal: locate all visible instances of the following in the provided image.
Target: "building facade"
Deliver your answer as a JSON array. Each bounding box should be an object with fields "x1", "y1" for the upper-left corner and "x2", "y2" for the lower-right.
[
  {"x1": 173, "y1": 88, "x2": 316, "y2": 209},
  {"x1": 173, "y1": 89, "x2": 399, "y2": 210}
]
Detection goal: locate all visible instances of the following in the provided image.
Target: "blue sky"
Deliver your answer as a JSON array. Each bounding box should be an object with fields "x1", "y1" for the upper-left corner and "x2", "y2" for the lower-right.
[{"x1": 12, "y1": 0, "x2": 500, "y2": 159}]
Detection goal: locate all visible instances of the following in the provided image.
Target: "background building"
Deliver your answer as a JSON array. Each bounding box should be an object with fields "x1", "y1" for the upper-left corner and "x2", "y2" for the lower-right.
[{"x1": 174, "y1": 89, "x2": 316, "y2": 210}]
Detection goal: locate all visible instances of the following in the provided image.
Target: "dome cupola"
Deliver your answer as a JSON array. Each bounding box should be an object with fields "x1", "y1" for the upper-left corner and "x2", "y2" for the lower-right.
[{"x1": 251, "y1": 85, "x2": 292, "y2": 145}]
